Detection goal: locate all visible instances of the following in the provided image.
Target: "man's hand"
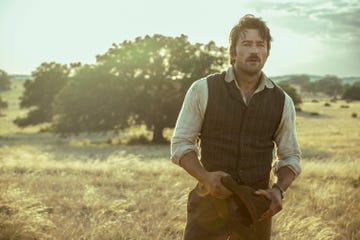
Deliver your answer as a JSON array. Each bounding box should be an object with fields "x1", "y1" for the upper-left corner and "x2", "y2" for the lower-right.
[
  {"x1": 179, "y1": 152, "x2": 233, "y2": 199},
  {"x1": 255, "y1": 188, "x2": 282, "y2": 221},
  {"x1": 255, "y1": 167, "x2": 296, "y2": 221},
  {"x1": 201, "y1": 171, "x2": 233, "y2": 199}
]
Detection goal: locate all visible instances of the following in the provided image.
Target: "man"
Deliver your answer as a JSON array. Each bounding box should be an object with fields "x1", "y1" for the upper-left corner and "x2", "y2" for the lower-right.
[{"x1": 171, "y1": 14, "x2": 301, "y2": 240}]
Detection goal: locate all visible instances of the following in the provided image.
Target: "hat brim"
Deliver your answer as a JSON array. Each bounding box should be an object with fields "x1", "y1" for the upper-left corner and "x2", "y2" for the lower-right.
[{"x1": 221, "y1": 175, "x2": 270, "y2": 224}]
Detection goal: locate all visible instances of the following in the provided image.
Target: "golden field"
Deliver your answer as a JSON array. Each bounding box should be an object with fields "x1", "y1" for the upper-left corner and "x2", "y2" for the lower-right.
[{"x1": 0, "y1": 81, "x2": 359, "y2": 240}]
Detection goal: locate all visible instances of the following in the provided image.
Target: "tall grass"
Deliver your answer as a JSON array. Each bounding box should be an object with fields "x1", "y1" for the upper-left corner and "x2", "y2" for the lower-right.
[{"x1": 0, "y1": 82, "x2": 359, "y2": 239}]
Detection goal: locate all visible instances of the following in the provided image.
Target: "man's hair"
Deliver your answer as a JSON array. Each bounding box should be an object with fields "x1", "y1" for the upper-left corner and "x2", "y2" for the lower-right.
[{"x1": 229, "y1": 14, "x2": 272, "y2": 64}]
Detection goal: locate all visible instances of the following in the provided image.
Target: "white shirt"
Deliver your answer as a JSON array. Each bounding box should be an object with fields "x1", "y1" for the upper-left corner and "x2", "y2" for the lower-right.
[{"x1": 170, "y1": 66, "x2": 302, "y2": 176}]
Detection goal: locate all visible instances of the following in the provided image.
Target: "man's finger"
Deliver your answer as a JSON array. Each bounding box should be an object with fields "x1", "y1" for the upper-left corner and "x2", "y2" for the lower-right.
[
  {"x1": 212, "y1": 184, "x2": 233, "y2": 199},
  {"x1": 220, "y1": 183, "x2": 233, "y2": 194},
  {"x1": 255, "y1": 189, "x2": 271, "y2": 200},
  {"x1": 217, "y1": 171, "x2": 230, "y2": 177},
  {"x1": 259, "y1": 202, "x2": 282, "y2": 221}
]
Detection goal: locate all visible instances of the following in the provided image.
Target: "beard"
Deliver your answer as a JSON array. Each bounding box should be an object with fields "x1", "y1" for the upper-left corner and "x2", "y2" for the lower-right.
[
  {"x1": 235, "y1": 61, "x2": 265, "y2": 76},
  {"x1": 234, "y1": 54, "x2": 266, "y2": 76}
]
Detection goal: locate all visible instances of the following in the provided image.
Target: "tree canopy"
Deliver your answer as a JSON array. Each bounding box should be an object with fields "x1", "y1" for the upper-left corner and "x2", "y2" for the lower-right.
[
  {"x1": 14, "y1": 62, "x2": 70, "y2": 127},
  {"x1": 53, "y1": 34, "x2": 227, "y2": 142}
]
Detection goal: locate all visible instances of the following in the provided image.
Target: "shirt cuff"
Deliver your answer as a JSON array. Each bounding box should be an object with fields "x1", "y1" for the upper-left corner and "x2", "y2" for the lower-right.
[
  {"x1": 274, "y1": 157, "x2": 302, "y2": 177},
  {"x1": 170, "y1": 145, "x2": 199, "y2": 165}
]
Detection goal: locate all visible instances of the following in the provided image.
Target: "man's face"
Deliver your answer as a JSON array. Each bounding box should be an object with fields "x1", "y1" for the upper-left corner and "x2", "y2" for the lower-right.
[{"x1": 232, "y1": 29, "x2": 269, "y2": 76}]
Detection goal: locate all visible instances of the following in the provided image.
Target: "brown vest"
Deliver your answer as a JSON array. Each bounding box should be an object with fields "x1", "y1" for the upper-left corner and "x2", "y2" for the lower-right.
[{"x1": 200, "y1": 72, "x2": 285, "y2": 189}]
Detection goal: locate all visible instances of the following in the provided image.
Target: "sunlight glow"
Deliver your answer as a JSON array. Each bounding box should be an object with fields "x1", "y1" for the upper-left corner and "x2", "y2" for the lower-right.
[{"x1": 0, "y1": 0, "x2": 359, "y2": 77}]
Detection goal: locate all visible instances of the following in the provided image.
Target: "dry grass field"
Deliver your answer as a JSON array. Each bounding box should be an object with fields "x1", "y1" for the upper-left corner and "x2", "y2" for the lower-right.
[{"x1": 0, "y1": 81, "x2": 359, "y2": 239}]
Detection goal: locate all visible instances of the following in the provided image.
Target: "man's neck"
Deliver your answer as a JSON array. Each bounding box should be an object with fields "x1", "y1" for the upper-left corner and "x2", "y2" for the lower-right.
[{"x1": 233, "y1": 68, "x2": 262, "y2": 92}]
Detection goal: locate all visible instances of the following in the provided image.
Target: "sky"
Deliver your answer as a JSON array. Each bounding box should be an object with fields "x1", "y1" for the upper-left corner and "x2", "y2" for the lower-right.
[{"x1": 0, "y1": 0, "x2": 359, "y2": 77}]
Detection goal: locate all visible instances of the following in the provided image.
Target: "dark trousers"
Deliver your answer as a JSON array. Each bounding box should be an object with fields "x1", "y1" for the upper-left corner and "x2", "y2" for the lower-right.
[{"x1": 184, "y1": 187, "x2": 271, "y2": 240}]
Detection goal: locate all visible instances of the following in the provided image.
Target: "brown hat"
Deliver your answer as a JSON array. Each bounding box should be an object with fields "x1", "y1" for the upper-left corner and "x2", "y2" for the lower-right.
[{"x1": 221, "y1": 175, "x2": 271, "y2": 238}]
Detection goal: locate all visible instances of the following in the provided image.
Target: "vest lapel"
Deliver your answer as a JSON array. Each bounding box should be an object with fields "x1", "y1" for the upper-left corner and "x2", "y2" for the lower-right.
[{"x1": 226, "y1": 80, "x2": 247, "y2": 107}]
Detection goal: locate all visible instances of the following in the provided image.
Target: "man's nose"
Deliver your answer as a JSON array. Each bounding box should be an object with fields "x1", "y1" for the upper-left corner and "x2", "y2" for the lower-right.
[{"x1": 250, "y1": 45, "x2": 259, "y2": 53}]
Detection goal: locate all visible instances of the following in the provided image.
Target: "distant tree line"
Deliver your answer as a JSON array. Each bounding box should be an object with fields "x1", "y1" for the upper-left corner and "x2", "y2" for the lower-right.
[{"x1": 280, "y1": 74, "x2": 360, "y2": 100}]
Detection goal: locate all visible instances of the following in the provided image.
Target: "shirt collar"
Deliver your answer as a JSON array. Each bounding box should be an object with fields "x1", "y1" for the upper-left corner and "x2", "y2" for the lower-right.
[{"x1": 224, "y1": 65, "x2": 274, "y2": 91}]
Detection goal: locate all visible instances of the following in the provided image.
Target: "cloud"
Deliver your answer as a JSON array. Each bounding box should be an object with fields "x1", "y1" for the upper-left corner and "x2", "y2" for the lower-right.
[
  {"x1": 255, "y1": 0, "x2": 360, "y2": 45},
  {"x1": 243, "y1": 0, "x2": 360, "y2": 76},
  {"x1": 318, "y1": 8, "x2": 360, "y2": 37}
]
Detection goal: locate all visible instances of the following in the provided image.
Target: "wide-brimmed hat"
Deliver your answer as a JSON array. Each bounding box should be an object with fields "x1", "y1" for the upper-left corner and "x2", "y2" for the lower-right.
[{"x1": 221, "y1": 175, "x2": 270, "y2": 227}]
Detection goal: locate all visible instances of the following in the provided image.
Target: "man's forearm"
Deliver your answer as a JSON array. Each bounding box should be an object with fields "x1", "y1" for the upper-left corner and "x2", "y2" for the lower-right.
[
  {"x1": 276, "y1": 166, "x2": 296, "y2": 191},
  {"x1": 179, "y1": 151, "x2": 209, "y2": 183},
  {"x1": 179, "y1": 151, "x2": 232, "y2": 198}
]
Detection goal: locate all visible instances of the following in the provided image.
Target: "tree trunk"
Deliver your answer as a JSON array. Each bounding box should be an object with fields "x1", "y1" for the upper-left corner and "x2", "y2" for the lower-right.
[{"x1": 152, "y1": 124, "x2": 167, "y2": 144}]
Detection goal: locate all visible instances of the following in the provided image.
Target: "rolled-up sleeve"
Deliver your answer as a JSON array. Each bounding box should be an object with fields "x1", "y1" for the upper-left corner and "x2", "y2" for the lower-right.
[
  {"x1": 274, "y1": 93, "x2": 302, "y2": 176},
  {"x1": 170, "y1": 79, "x2": 207, "y2": 165}
]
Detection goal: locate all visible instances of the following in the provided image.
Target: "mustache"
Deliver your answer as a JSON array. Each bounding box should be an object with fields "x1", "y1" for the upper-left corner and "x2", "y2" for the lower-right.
[{"x1": 246, "y1": 55, "x2": 260, "y2": 61}]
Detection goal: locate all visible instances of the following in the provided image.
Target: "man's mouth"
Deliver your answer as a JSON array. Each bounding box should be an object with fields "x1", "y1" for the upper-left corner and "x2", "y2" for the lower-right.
[{"x1": 247, "y1": 58, "x2": 260, "y2": 62}]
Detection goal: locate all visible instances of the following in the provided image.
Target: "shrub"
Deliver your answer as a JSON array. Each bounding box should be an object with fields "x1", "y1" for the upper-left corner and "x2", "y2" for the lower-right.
[
  {"x1": 0, "y1": 96, "x2": 7, "y2": 109},
  {"x1": 278, "y1": 83, "x2": 302, "y2": 106},
  {"x1": 343, "y1": 85, "x2": 360, "y2": 101}
]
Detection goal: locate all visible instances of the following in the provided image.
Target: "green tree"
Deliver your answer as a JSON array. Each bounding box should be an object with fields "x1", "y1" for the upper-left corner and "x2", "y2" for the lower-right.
[
  {"x1": 342, "y1": 83, "x2": 360, "y2": 100},
  {"x1": 14, "y1": 62, "x2": 70, "y2": 127},
  {"x1": 278, "y1": 82, "x2": 302, "y2": 106},
  {"x1": 54, "y1": 34, "x2": 227, "y2": 142},
  {"x1": 0, "y1": 69, "x2": 11, "y2": 91},
  {"x1": 316, "y1": 75, "x2": 344, "y2": 96},
  {"x1": 53, "y1": 64, "x2": 130, "y2": 133}
]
